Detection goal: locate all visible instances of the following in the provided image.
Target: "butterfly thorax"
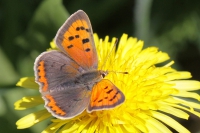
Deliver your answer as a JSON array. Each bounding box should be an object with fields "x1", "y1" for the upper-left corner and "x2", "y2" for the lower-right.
[{"x1": 75, "y1": 70, "x2": 108, "y2": 88}]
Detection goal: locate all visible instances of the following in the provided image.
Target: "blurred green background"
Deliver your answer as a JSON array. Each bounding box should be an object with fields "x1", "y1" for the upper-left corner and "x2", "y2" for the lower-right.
[{"x1": 1, "y1": 0, "x2": 200, "y2": 132}]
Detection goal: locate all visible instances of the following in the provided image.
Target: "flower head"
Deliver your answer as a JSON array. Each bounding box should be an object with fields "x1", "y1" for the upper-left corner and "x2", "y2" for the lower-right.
[{"x1": 15, "y1": 34, "x2": 200, "y2": 133}]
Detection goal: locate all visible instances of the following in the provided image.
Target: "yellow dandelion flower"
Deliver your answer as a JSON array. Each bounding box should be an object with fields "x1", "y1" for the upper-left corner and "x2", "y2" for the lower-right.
[{"x1": 15, "y1": 34, "x2": 200, "y2": 133}]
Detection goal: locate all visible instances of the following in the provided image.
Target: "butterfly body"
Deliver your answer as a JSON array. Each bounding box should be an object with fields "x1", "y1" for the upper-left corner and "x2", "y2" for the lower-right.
[
  {"x1": 34, "y1": 10, "x2": 125, "y2": 119},
  {"x1": 75, "y1": 70, "x2": 105, "y2": 85}
]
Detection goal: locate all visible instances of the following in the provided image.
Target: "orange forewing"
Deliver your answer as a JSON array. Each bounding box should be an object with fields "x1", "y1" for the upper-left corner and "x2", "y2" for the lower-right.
[
  {"x1": 87, "y1": 79, "x2": 125, "y2": 112},
  {"x1": 55, "y1": 11, "x2": 98, "y2": 69},
  {"x1": 62, "y1": 20, "x2": 94, "y2": 68}
]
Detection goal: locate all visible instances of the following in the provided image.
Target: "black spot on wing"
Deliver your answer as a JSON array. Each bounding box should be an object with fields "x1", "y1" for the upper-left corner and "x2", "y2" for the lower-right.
[
  {"x1": 67, "y1": 44, "x2": 73, "y2": 49},
  {"x1": 82, "y1": 38, "x2": 90, "y2": 44},
  {"x1": 75, "y1": 35, "x2": 79, "y2": 38},
  {"x1": 80, "y1": 26, "x2": 85, "y2": 30},
  {"x1": 68, "y1": 36, "x2": 74, "y2": 41},
  {"x1": 98, "y1": 99, "x2": 103, "y2": 103},
  {"x1": 85, "y1": 48, "x2": 90, "y2": 52},
  {"x1": 106, "y1": 89, "x2": 113, "y2": 94},
  {"x1": 104, "y1": 86, "x2": 108, "y2": 90},
  {"x1": 76, "y1": 27, "x2": 80, "y2": 31},
  {"x1": 93, "y1": 97, "x2": 98, "y2": 102},
  {"x1": 76, "y1": 26, "x2": 90, "y2": 33},
  {"x1": 85, "y1": 28, "x2": 91, "y2": 32},
  {"x1": 109, "y1": 91, "x2": 119, "y2": 101}
]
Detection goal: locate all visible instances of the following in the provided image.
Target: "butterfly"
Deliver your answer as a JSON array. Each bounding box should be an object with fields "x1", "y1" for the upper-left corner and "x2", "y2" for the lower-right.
[{"x1": 34, "y1": 10, "x2": 125, "y2": 119}]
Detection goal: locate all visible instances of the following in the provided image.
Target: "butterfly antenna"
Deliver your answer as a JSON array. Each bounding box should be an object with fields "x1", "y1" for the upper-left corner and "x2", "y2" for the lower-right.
[
  {"x1": 109, "y1": 70, "x2": 129, "y2": 75},
  {"x1": 101, "y1": 38, "x2": 118, "y2": 70},
  {"x1": 100, "y1": 38, "x2": 129, "y2": 75}
]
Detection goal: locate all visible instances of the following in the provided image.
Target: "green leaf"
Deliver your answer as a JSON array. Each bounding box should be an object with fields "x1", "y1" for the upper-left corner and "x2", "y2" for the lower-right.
[
  {"x1": 15, "y1": 0, "x2": 69, "y2": 51},
  {"x1": 0, "y1": 47, "x2": 19, "y2": 87}
]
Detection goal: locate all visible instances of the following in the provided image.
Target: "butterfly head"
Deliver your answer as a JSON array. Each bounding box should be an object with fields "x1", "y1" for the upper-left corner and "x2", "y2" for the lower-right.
[{"x1": 99, "y1": 70, "x2": 108, "y2": 78}]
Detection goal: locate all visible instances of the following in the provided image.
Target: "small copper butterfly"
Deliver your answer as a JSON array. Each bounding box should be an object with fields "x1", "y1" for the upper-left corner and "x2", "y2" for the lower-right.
[{"x1": 34, "y1": 10, "x2": 125, "y2": 119}]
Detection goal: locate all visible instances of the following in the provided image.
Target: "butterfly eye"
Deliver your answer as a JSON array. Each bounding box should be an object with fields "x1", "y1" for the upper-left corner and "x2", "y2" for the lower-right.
[
  {"x1": 102, "y1": 73, "x2": 106, "y2": 78},
  {"x1": 101, "y1": 71, "x2": 108, "y2": 78}
]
